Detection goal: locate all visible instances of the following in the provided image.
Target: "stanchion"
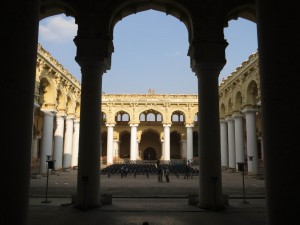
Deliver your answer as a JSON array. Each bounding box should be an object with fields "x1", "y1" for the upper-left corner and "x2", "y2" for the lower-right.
[
  {"x1": 41, "y1": 155, "x2": 55, "y2": 203},
  {"x1": 237, "y1": 162, "x2": 249, "y2": 204}
]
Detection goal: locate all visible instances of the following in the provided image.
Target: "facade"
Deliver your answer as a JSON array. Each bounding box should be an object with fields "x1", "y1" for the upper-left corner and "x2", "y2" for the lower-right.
[
  {"x1": 33, "y1": 44, "x2": 262, "y2": 176},
  {"x1": 4, "y1": 1, "x2": 298, "y2": 225}
]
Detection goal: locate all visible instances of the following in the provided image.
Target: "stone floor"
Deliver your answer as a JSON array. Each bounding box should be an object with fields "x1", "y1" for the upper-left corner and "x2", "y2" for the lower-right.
[{"x1": 29, "y1": 169, "x2": 266, "y2": 225}]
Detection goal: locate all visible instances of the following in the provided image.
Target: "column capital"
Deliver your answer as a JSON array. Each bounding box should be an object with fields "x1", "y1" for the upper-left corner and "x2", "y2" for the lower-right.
[
  {"x1": 188, "y1": 39, "x2": 228, "y2": 77},
  {"x1": 74, "y1": 119, "x2": 80, "y2": 123},
  {"x1": 129, "y1": 123, "x2": 139, "y2": 127},
  {"x1": 232, "y1": 111, "x2": 244, "y2": 118},
  {"x1": 66, "y1": 115, "x2": 75, "y2": 120},
  {"x1": 185, "y1": 124, "x2": 194, "y2": 128},
  {"x1": 74, "y1": 36, "x2": 113, "y2": 72},
  {"x1": 105, "y1": 123, "x2": 115, "y2": 127},
  {"x1": 163, "y1": 123, "x2": 171, "y2": 127},
  {"x1": 34, "y1": 102, "x2": 40, "y2": 109},
  {"x1": 56, "y1": 113, "x2": 66, "y2": 118},
  {"x1": 41, "y1": 109, "x2": 56, "y2": 116},
  {"x1": 241, "y1": 108, "x2": 259, "y2": 114},
  {"x1": 219, "y1": 119, "x2": 226, "y2": 123},
  {"x1": 225, "y1": 117, "x2": 234, "y2": 122}
]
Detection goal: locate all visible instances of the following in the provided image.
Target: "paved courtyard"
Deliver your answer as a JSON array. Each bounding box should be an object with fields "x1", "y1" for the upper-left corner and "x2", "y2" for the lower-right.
[{"x1": 28, "y1": 169, "x2": 267, "y2": 225}]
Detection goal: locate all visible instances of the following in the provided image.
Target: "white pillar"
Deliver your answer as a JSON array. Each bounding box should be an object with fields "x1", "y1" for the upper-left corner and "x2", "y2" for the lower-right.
[
  {"x1": 113, "y1": 140, "x2": 120, "y2": 160},
  {"x1": 220, "y1": 119, "x2": 228, "y2": 168},
  {"x1": 106, "y1": 124, "x2": 114, "y2": 165},
  {"x1": 226, "y1": 117, "x2": 236, "y2": 170},
  {"x1": 136, "y1": 140, "x2": 140, "y2": 160},
  {"x1": 130, "y1": 124, "x2": 138, "y2": 161},
  {"x1": 243, "y1": 108, "x2": 259, "y2": 175},
  {"x1": 163, "y1": 124, "x2": 171, "y2": 161},
  {"x1": 39, "y1": 110, "x2": 55, "y2": 175},
  {"x1": 63, "y1": 116, "x2": 74, "y2": 169},
  {"x1": 233, "y1": 112, "x2": 245, "y2": 170},
  {"x1": 161, "y1": 140, "x2": 164, "y2": 160},
  {"x1": 71, "y1": 119, "x2": 80, "y2": 168},
  {"x1": 53, "y1": 114, "x2": 65, "y2": 170},
  {"x1": 186, "y1": 124, "x2": 194, "y2": 161}
]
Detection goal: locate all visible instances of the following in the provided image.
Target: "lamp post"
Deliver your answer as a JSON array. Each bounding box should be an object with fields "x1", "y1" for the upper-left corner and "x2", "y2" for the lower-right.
[
  {"x1": 41, "y1": 155, "x2": 55, "y2": 203},
  {"x1": 237, "y1": 162, "x2": 248, "y2": 204}
]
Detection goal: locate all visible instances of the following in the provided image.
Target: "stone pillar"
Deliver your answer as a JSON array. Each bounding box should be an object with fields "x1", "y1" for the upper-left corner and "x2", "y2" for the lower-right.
[
  {"x1": 163, "y1": 124, "x2": 171, "y2": 161},
  {"x1": 74, "y1": 30, "x2": 113, "y2": 208},
  {"x1": 226, "y1": 117, "x2": 236, "y2": 170},
  {"x1": 53, "y1": 114, "x2": 65, "y2": 170},
  {"x1": 233, "y1": 112, "x2": 245, "y2": 170},
  {"x1": 189, "y1": 30, "x2": 227, "y2": 209},
  {"x1": 220, "y1": 119, "x2": 228, "y2": 168},
  {"x1": 161, "y1": 140, "x2": 164, "y2": 160},
  {"x1": 113, "y1": 140, "x2": 120, "y2": 161},
  {"x1": 258, "y1": 135, "x2": 264, "y2": 161},
  {"x1": 63, "y1": 116, "x2": 74, "y2": 169},
  {"x1": 256, "y1": 2, "x2": 299, "y2": 223},
  {"x1": 39, "y1": 110, "x2": 55, "y2": 175},
  {"x1": 186, "y1": 124, "x2": 194, "y2": 161},
  {"x1": 242, "y1": 109, "x2": 258, "y2": 175},
  {"x1": 71, "y1": 119, "x2": 80, "y2": 168},
  {"x1": 130, "y1": 124, "x2": 138, "y2": 161},
  {"x1": 136, "y1": 140, "x2": 140, "y2": 160},
  {"x1": 181, "y1": 139, "x2": 187, "y2": 159},
  {"x1": 3, "y1": 2, "x2": 40, "y2": 224},
  {"x1": 106, "y1": 124, "x2": 114, "y2": 165},
  {"x1": 75, "y1": 64, "x2": 104, "y2": 209}
]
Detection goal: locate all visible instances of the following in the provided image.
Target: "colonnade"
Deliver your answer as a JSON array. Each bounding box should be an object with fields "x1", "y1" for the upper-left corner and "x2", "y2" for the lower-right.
[
  {"x1": 220, "y1": 107, "x2": 260, "y2": 175},
  {"x1": 37, "y1": 110, "x2": 80, "y2": 174},
  {"x1": 98, "y1": 122, "x2": 195, "y2": 165},
  {"x1": 36, "y1": 110, "x2": 196, "y2": 172}
]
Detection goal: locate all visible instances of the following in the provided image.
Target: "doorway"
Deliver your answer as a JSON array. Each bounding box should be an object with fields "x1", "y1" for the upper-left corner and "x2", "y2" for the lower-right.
[{"x1": 143, "y1": 147, "x2": 157, "y2": 160}]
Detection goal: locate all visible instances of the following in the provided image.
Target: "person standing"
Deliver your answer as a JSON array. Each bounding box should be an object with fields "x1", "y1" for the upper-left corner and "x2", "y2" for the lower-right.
[
  {"x1": 157, "y1": 165, "x2": 163, "y2": 182},
  {"x1": 165, "y1": 167, "x2": 170, "y2": 182},
  {"x1": 184, "y1": 164, "x2": 190, "y2": 179}
]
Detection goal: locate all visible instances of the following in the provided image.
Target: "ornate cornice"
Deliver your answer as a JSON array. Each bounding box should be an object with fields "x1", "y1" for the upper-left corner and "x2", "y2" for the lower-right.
[{"x1": 37, "y1": 43, "x2": 81, "y2": 90}]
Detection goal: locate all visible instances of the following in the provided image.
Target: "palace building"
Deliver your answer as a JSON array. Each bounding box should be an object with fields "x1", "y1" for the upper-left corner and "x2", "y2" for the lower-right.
[
  {"x1": 33, "y1": 43, "x2": 262, "y2": 176},
  {"x1": 5, "y1": 2, "x2": 297, "y2": 224}
]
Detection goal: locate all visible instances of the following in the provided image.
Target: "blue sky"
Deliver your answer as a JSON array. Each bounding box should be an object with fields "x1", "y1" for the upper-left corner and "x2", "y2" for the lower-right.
[{"x1": 39, "y1": 10, "x2": 257, "y2": 94}]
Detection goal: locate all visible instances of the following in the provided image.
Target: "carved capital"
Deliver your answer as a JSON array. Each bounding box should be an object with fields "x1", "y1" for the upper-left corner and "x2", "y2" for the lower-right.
[
  {"x1": 74, "y1": 36, "x2": 114, "y2": 71},
  {"x1": 189, "y1": 40, "x2": 228, "y2": 77}
]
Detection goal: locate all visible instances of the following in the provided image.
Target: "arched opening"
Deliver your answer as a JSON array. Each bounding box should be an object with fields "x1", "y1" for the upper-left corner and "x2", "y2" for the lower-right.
[
  {"x1": 220, "y1": 17, "x2": 257, "y2": 82},
  {"x1": 104, "y1": 10, "x2": 196, "y2": 94},
  {"x1": 170, "y1": 131, "x2": 181, "y2": 159},
  {"x1": 140, "y1": 129, "x2": 161, "y2": 159},
  {"x1": 119, "y1": 131, "x2": 130, "y2": 159},
  {"x1": 143, "y1": 147, "x2": 157, "y2": 160},
  {"x1": 101, "y1": 131, "x2": 107, "y2": 159},
  {"x1": 193, "y1": 131, "x2": 199, "y2": 158}
]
